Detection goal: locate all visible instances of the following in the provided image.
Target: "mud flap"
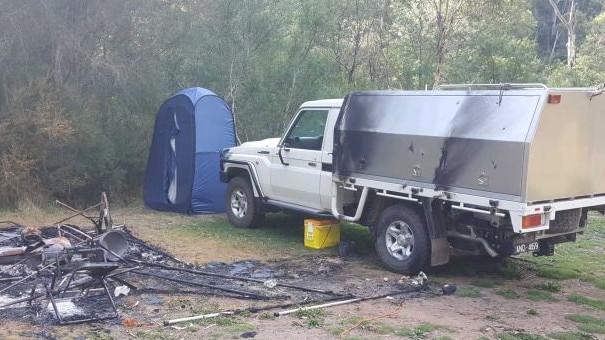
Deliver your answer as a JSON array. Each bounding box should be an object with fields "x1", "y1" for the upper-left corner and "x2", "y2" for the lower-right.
[
  {"x1": 422, "y1": 198, "x2": 451, "y2": 267},
  {"x1": 430, "y1": 237, "x2": 450, "y2": 266}
]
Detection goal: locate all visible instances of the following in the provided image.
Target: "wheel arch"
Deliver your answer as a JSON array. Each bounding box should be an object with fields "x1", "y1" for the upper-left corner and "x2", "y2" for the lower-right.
[{"x1": 223, "y1": 162, "x2": 263, "y2": 198}]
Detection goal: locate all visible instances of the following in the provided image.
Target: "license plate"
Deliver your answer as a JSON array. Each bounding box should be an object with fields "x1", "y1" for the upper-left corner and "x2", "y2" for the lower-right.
[{"x1": 515, "y1": 241, "x2": 539, "y2": 254}]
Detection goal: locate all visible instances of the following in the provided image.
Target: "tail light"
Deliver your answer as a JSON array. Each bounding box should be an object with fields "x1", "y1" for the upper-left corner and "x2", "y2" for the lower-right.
[
  {"x1": 522, "y1": 214, "x2": 543, "y2": 229},
  {"x1": 548, "y1": 94, "x2": 561, "y2": 104}
]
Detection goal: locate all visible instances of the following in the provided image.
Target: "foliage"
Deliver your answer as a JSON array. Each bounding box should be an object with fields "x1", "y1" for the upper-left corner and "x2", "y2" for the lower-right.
[
  {"x1": 0, "y1": 0, "x2": 603, "y2": 208},
  {"x1": 0, "y1": 79, "x2": 75, "y2": 207}
]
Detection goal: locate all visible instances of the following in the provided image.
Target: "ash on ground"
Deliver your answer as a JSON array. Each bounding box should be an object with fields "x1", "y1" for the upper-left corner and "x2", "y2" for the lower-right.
[{"x1": 0, "y1": 224, "x2": 430, "y2": 327}]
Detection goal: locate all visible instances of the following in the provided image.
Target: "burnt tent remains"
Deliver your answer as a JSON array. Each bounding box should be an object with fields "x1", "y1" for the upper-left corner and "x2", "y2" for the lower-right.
[{"x1": 144, "y1": 88, "x2": 237, "y2": 214}]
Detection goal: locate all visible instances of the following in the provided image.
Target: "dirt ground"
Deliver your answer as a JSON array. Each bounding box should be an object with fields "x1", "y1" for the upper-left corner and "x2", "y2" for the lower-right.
[{"x1": 1, "y1": 208, "x2": 604, "y2": 340}]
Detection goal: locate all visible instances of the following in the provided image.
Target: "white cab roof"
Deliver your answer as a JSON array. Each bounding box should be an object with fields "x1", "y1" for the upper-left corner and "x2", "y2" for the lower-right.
[{"x1": 300, "y1": 98, "x2": 343, "y2": 108}]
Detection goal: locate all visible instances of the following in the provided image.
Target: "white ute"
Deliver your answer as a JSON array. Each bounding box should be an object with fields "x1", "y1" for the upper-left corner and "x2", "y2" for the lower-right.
[{"x1": 220, "y1": 84, "x2": 605, "y2": 274}]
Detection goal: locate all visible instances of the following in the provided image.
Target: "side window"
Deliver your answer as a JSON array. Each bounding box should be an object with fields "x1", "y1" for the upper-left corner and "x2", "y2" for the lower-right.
[{"x1": 283, "y1": 110, "x2": 328, "y2": 151}]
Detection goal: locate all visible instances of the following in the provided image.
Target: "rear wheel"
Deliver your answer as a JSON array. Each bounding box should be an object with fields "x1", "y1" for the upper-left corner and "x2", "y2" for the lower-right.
[
  {"x1": 225, "y1": 176, "x2": 264, "y2": 228},
  {"x1": 375, "y1": 204, "x2": 430, "y2": 274}
]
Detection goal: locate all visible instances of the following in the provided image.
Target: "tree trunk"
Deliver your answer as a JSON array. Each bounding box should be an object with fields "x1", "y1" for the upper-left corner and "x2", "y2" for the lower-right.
[
  {"x1": 567, "y1": 0, "x2": 577, "y2": 67},
  {"x1": 568, "y1": 29, "x2": 576, "y2": 67},
  {"x1": 432, "y1": 0, "x2": 446, "y2": 89},
  {"x1": 548, "y1": 0, "x2": 577, "y2": 68}
]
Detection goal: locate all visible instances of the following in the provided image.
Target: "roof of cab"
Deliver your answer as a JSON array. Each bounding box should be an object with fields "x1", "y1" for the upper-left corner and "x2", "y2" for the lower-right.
[{"x1": 300, "y1": 98, "x2": 343, "y2": 108}]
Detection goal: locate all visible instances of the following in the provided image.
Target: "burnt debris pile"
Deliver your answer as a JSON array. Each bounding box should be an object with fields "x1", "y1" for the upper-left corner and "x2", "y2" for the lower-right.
[{"x1": 0, "y1": 195, "x2": 429, "y2": 326}]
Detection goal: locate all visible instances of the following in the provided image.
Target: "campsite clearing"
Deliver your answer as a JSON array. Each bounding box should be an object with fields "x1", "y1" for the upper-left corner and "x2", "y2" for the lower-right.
[{"x1": 0, "y1": 208, "x2": 604, "y2": 340}]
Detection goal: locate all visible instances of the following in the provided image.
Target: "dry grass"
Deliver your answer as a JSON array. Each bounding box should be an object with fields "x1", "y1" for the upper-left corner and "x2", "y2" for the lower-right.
[{"x1": 0, "y1": 207, "x2": 329, "y2": 264}]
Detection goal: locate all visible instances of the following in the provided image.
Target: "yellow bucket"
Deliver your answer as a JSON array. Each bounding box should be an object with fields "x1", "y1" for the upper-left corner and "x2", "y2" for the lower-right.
[{"x1": 304, "y1": 219, "x2": 340, "y2": 249}]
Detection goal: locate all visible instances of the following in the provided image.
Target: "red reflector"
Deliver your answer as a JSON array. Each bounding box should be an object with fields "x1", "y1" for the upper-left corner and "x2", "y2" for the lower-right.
[
  {"x1": 548, "y1": 94, "x2": 561, "y2": 104},
  {"x1": 522, "y1": 214, "x2": 542, "y2": 228}
]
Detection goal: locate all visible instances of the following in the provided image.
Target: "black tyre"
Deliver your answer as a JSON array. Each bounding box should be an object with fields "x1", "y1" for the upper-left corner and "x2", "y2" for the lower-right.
[
  {"x1": 225, "y1": 176, "x2": 264, "y2": 228},
  {"x1": 375, "y1": 204, "x2": 430, "y2": 274}
]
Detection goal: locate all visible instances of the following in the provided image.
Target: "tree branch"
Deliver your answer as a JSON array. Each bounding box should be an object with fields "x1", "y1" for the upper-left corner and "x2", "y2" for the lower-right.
[{"x1": 547, "y1": 0, "x2": 571, "y2": 30}]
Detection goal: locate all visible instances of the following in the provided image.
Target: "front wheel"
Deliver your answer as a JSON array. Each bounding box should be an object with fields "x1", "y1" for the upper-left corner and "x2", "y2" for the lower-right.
[
  {"x1": 225, "y1": 177, "x2": 264, "y2": 228},
  {"x1": 375, "y1": 204, "x2": 430, "y2": 274}
]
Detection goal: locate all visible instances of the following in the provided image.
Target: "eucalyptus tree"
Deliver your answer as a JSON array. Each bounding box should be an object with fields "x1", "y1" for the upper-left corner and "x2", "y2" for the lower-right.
[
  {"x1": 444, "y1": 0, "x2": 542, "y2": 84},
  {"x1": 576, "y1": 11, "x2": 605, "y2": 82},
  {"x1": 548, "y1": 0, "x2": 578, "y2": 67}
]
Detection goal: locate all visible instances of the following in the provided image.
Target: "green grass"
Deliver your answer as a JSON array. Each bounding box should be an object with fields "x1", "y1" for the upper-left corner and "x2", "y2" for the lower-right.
[
  {"x1": 455, "y1": 286, "x2": 483, "y2": 298},
  {"x1": 496, "y1": 260, "x2": 524, "y2": 279},
  {"x1": 394, "y1": 323, "x2": 445, "y2": 338},
  {"x1": 547, "y1": 331, "x2": 596, "y2": 340},
  {"x1": 259, "y1": 312, "x2": 275, "y2": 320},
  {"x1": 583, "y1": 277, "x2": 605, "y2": 291},
  {"x1": 347, "y1": 321, "x2": 395, "y2": 335},
  {"x1": 525, "y1": 289, "x2": 556, "y2": 301},
  {"x1": 536, "y1": 267, "x2": 582, "y2": 280},
  {"x1": 565, "y1": 314, "x2": 605, "y2": 334},
  {"x1": 340, "y1": 222, "x2": 374, "y2": 255},
  {"x1": 178, "y1": 214, "x2": 375, "y2": 258},
  {"x1": 496, "y1": 288, "x2": 521, "y2": 299},
  {"x1": 362, "y1": 321, "x2": 394, "y2": 334},
  {"x1": 192, "y1": 315, "x2": 255, "y2": 333},
  {"x1": 496, "y1": 331, "x2": 546, "y2": 340},
  {"x1": 335, "y1": 319, "x2": 450, "y2": 339},
  {"x1": 180, "y1": 214, "x2": 313, "y2": 256},
  {"x1": 294, "y1": 308, "x2": 326, "y2": 328},
  {"x1": 135, "y1": 330, "x2": 172, "y2": 340},
  {"x1": 327, "y1": 325, "x2": 347, "y2": 336},
  {"x1": 533, "y1": 282, "x2": 563, "y2": 292},
  {"x1": 527, "y1": 216, "x2": 605, "y2": 290},
  {"x1": 294, "y1": 308, "x2": 325, "y2": 319},
  {"x1": 567, "y1": 293, "x2": 605, "y2": 310},
  {"x1": 527, "y1": 308, "x2": 539, "y2": 315}
]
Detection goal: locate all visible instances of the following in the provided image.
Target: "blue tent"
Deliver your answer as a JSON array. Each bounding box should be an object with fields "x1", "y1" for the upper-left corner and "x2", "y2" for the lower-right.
[{"x1": 143, "y1": 88, "x2": 237, "y2": 214}]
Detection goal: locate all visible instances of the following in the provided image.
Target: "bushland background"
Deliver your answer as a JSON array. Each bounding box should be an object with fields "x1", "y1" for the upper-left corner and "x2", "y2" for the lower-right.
[{"x1": 1, "y1": 0, "x2": 604, "y2": 208}]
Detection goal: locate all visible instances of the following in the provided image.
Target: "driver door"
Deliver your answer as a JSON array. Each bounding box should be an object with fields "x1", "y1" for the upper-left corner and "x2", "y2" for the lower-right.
[{"x1": 270, "y1": 109, "x2": 329, "y2": 209}]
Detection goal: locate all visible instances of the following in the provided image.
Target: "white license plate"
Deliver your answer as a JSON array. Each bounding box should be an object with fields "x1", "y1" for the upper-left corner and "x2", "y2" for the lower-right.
[{"x1": 515, "y1": 241, "x2": 539, "y2": 253}]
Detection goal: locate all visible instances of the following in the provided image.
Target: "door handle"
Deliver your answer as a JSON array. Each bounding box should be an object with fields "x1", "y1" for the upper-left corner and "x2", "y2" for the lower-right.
[
  {"x1": 257, "y1": 150, "x2": 270, "y2": 154},
  {"x1": 308, "y1": 162, "x2": 317, "y2": 167}
]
